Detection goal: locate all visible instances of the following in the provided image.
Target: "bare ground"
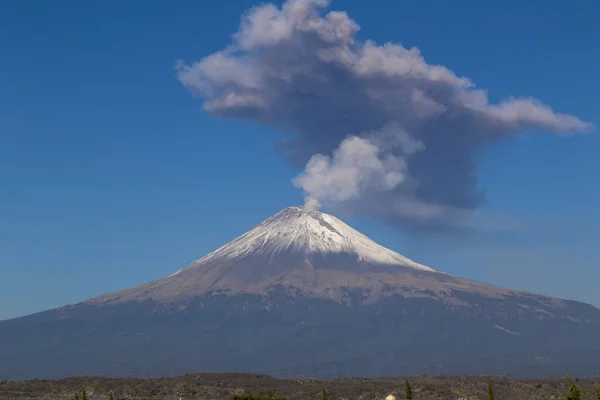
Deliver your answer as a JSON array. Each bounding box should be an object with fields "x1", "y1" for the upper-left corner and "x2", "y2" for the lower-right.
[{"x1": 1, "y1": 373, "x2": 600, "y2": 400}]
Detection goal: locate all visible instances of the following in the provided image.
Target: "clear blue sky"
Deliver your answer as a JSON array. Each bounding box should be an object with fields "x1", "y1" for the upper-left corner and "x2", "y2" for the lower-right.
[{"x1": 1, "y1": 0, "x2": 598, "y2": 321}]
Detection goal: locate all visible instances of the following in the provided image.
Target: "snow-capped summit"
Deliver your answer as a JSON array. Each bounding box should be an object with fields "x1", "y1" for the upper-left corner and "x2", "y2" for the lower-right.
[
  {"x1": 179, "y1": 206, "x2": 435, "y2": 272},
  {"x1": 90, "y1": 206, "x2": 516, "y2": 305}
]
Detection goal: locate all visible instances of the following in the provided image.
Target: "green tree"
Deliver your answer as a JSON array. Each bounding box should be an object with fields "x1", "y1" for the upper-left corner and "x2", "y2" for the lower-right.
[
  {"x1": 488, "y1": 380, "x2": 495, "y2": 400},
  {"x1": 405, "y1": 379, "x2": 412, "y2": 400},
  {"x1": 567, "y1": 377, "x2": 581, "y2": 400},
  {"x1": 109, "y1": 391, "x2": 115, "y2": 400},
  {"x1": 81, "y1": 388, "x2": 87, "y2": 400},
  {"x1": 595, "y1": 387, "x2": 600, "y2": 400},
  {"x1": 322, "y1": 388, "x2": 327, "y2": 400}
]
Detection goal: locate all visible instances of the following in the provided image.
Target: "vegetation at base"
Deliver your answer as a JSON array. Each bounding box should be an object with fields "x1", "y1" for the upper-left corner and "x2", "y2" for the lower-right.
[
  {"x1": 3, "y1": 373, "x2": 600, "y2": 399},
  {"x1": 568, "y1": 377, "x2": 582, "y2": 400},
  {"x1": 488, "y1": 380, "x2": 494, "y2": 400},
  {"x1": 404, "y1": 379, "x2": 412, "y2": 400},
  {"x1": 230, "y1": 390, "x2": 286, "y2": 400}
]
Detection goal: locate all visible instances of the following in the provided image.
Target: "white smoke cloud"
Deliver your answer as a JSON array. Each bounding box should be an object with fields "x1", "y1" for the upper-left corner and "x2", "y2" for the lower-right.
[
  {"x1": 176, "y1": 0, "x2": 593, "y2": 229},
  {"x1": 293, "y1": 123, "x2": 423, "y2": 212}
]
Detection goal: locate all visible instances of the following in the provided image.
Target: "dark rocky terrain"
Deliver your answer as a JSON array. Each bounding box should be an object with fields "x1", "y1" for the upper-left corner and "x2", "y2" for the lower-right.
[{"x1": 2, "y1": 372, "x2": 600, "y2": 400}]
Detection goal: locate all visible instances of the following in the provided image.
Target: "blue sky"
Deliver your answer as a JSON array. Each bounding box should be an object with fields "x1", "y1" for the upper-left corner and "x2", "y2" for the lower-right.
[{"x1": 1, "y1": 0, "x2": 599, "y2": 321}]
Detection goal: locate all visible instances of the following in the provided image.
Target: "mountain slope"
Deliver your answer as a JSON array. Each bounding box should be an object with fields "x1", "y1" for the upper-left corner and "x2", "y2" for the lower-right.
[
  {"x1": 89, "y1": 207, "x2": 518, "y2": 305},
  {"x1": 1, "y1": 206, "x2": 599, "y2": 380}
]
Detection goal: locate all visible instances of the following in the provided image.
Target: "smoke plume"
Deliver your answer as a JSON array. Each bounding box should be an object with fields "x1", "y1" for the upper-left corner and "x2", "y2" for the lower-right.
[{"x1": 176, "y1": 0, "x2": 592, "y2": 229}]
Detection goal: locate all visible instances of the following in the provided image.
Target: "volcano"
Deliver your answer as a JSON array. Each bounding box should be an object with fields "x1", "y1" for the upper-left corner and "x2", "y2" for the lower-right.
[{"x1": 1, "y1": 207, "x2": 599, "y2": 380}]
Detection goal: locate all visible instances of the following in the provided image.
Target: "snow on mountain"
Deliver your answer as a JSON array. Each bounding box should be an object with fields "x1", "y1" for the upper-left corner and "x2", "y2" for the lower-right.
[
  {"x1": 174, "y1": 206, "x2": 436, "y2": 274},
  {"x1": 89, "y1": 206, "x2": 530, "y2": 305}
]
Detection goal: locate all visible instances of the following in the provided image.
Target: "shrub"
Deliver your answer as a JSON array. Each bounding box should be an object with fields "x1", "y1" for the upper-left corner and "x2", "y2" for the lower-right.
[
  {"x1": 567, "y1": 377, "x2": 581, "y2": 400},
  {"x1": 230, "y1": 391, "x2": 286, "y2": 400},
  {"x1": 405, "y1": 379, "x2": 412, "y2": 400},
  {"x1": 488, "y1": 381, "x2": 494, "y2": 400}
]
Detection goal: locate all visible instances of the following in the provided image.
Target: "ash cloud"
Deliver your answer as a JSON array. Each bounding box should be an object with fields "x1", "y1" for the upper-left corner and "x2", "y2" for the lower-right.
[{"x1": 176, "y1": 0, "x2": 592, "y2": 229}]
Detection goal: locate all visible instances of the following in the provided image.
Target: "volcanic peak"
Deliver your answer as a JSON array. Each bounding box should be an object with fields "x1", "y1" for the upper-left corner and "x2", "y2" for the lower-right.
[{"x1": 187, "y1": 206, "x2": 436, "y2": 272}]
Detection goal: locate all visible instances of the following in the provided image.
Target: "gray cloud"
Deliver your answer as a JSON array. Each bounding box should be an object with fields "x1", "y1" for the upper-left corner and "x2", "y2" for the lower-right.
[{"x1": 176, "y1": 0, "x2": 592, "y2": 229}]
